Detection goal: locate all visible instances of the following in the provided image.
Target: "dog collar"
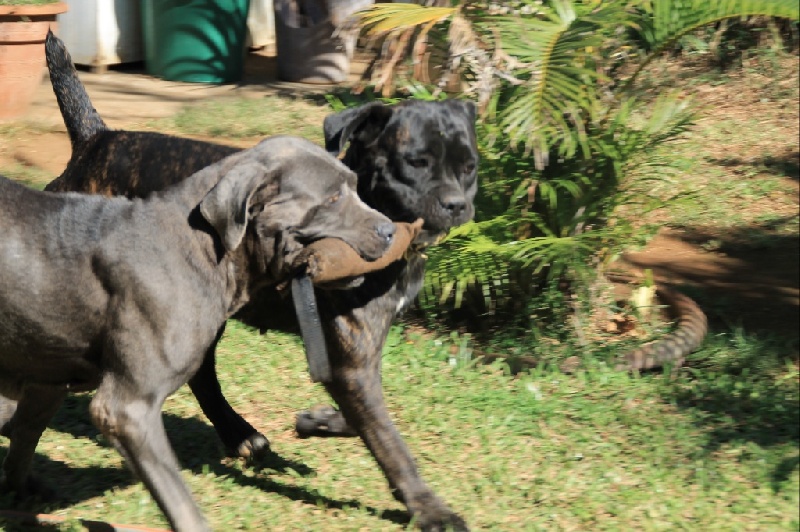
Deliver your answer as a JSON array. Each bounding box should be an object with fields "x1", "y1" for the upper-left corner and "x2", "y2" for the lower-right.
[{"x1": 291, "y1": 273, "x2": 333, "y2": 383}]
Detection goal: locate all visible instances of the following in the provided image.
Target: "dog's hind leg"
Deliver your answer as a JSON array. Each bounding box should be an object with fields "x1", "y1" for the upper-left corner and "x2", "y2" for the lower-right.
[
  {"x1": 90, "y1": 376, "x2": 210, "y2": 532},
  {"x1": 0, "y1": 385, "x2": 66, "y2": 500},
  {"x1": 188, "y1": 326, "x2": 271, "y2": 459}
]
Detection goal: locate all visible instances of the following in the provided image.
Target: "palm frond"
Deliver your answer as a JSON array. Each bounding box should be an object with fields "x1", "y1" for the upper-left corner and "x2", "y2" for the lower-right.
[
  {"x1": 591, "y1": 92, "x2": 696, "y2": 173},
  {"x1": 625, "y1": 0, "x2": 800, "y2": 88},
  {"x1": 425, "y1": 234, "x2": 513, "y2": 309},
  {"x1": 638, "y1": 93, "x2": 696, "y2": 146},
  {"x1": 489, "y1": 0, "x2": 624, "y2": 169},
  {"x1": 355, "y1": 3, "x2": 457, "y2": 36},
  {"x1": 652, "y1": 0, "x2": 799, "y2": 43}
]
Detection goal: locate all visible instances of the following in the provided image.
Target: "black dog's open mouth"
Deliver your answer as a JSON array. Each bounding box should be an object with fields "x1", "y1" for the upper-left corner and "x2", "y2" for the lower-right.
[{"x1": 414, "y1": 228, "x2": 448, "y2": 248}]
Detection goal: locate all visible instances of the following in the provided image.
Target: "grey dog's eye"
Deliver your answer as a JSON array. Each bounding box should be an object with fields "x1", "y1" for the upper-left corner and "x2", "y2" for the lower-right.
[{"x1": 328, "y1": 191, "x2": 342, "y2": 204}]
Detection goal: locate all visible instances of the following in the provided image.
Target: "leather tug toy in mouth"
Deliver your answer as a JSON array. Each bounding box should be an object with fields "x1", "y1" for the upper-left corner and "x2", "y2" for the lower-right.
[{"x1": 290, "y1": 219, "x2": 424, "y2": 382}]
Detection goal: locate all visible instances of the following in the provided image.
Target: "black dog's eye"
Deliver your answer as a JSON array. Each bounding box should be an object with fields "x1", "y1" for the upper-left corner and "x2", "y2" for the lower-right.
[
  {"x1": 406, "y1": 157, "x2": 429, "y2": 169},
  {"x1": 462, "y1": 162, "x2": 476, "y2": 174}
]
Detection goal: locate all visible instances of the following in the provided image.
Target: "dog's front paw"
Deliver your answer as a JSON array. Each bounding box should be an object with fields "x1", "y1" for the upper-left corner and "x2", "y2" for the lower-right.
[
  {"x1": 233, "y1": 432, "x2": 271, "y2": 460},
  {"x1": 406, "y1": 493, "x2": 469, "y2": 532},
  {"x1": 414, "y1": 508, "x2": 469, "y2": 532},
  {"x1": 295, "y1": 404, "x2": 357, "y2": 438}
]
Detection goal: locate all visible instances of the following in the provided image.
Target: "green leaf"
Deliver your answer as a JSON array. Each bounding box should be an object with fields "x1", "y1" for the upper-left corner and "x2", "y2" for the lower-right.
[
  {"x1": 625, "y1": 0, "x2": 800, "y2": 88},
  {"x1": 355, "y1": 3, "x2": 457, "y2": 36}
]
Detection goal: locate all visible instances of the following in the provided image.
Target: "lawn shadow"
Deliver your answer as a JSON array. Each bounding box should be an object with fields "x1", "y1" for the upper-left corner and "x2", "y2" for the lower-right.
[
  {"x1": 706, "y1": 149, "x2": 800, "y2": 181},
  {"x1": 626, "y1": 216, "x2": 800, "y2": 490},
  {"x1": 0, "y1": 515, "x2": 64, "y2": 532},
  {"x1": 665, "y1": 344, "x2": 799, "y2": 493},
  {"x1": 2, "y1": 395, "x2": 409, "y2": 528},
  {"x1": 626, "y1": 221, "x2": 799, "y2": 489},
  {"x1": 0, "y1": 450, "x2": 133, "y2": 513},
  {"x1": 47, "y1": 394, "x2": 314, "y2": 475},
  {"x1": 195, "y1": 459, "x2": 410, "y2": 527},
  {"x1": 772, "y1": 455, "x2": 800, "y2": 492}
]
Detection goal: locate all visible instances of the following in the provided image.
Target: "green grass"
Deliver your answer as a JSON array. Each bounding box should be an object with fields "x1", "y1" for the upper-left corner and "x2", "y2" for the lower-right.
[
  {"x1": 652, "y1": 129, "x2": 798, "y2": 234},
  {"x1": 1, "y1": 322, "x2": 797, "y2": 531},
  {"x1": 638, "y1": 53, "x2": 799, "y2": 238},
  {"x1": 0, "y1": 0, "x2": 61, "y2": 5},
  {"x1": 0, "y1": 46, "x2": 798, "y2": 532},
  {"x1": 0, "y1": 123, "x2": 57, "y2": 190},
  {"x1": 0, "y1": 162, "x2": 52, "y2": 190},
  {"x1": 148, "y1": 95, "x2": 328, "y2": 141}
]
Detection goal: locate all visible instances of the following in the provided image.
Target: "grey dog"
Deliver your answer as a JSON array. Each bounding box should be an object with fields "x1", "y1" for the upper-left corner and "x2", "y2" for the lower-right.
[
  {"x1": 0, "y1": 137, "x2": 395, "y2": 532},
  {"x1": 21, "y1": 31, "x2": 479, "y2": 530}
]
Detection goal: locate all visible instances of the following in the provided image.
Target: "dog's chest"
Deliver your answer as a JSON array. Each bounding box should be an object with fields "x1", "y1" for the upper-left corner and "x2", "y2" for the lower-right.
[{"x1": 392, "y1": 251, "x2": 427, "y2": 315}]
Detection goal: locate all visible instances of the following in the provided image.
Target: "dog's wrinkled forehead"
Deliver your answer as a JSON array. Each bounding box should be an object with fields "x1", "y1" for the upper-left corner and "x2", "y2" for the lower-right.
[
  {"x1": 381, "y1": 101, "x2": 477, "y2": 157},
  {"x1": 252, "y1": 136, "x2": 357, "y2": 192}
]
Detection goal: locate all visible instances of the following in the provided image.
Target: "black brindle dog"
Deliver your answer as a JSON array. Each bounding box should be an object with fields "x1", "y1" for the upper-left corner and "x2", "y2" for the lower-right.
[
  {"x1": 0, "y1": 138, "x2": 395, "y2": 532},
  {"x1": 11, "y1": 31, "x2": 477, "y2": 530}
]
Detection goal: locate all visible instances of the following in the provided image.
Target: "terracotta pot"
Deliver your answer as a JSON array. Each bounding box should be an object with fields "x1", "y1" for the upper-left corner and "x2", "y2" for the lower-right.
[{"x1": 0, "y1": 2, "x2": 68, "y2": 121}]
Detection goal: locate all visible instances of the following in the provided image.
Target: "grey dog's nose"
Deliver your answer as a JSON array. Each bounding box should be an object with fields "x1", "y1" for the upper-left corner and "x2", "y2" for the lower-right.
[
  {"x1": 376, "y1": 222, "x2": 396, "y2": 243},
  {"x1": 439, "y1": 195, "x2": 466, "y2": 218}
]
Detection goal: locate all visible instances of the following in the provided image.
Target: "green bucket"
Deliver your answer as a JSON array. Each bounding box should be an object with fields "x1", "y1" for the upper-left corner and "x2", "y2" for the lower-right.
[{"x1": 142, "y1": 0, "x2": 251, "y2": 83}]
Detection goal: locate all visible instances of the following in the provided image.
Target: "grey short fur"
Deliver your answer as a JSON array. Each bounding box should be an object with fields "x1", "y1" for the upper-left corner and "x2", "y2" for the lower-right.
[{"x1": 0, "y1": 137, "x2": 393, "y2": 532}]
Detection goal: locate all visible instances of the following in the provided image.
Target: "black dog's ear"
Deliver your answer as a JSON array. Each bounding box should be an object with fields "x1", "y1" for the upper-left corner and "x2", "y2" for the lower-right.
[
  {"x1": 199, "y1": 162, "x2": 273, "y2": 252},
  {"x1": 461, "y1": 100, "x2": 477, "y2": 122},
  {"x1": 451, "y1": 99, "x2": 477, "y2": 123},
  {"x1": 323, "y1": 102, "x2": 394, "y2": 156}
]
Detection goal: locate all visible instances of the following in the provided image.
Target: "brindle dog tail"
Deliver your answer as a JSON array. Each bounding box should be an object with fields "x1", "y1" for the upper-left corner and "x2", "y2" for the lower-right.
[
  {"x1": 614, "y1": 281, "x2": 708, "y2": 372},
  {"x1": 45, "y1": 30, "x2": 108, "y2": 146}
]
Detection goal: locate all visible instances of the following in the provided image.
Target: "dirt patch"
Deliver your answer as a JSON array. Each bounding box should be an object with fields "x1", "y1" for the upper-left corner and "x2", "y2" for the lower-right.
[
  {"x1": 5, "y1": 131, "x2": 71, "y2": 179},
  {"x1": 623, "y1": 227, "x2": 799, "y2": 351}
]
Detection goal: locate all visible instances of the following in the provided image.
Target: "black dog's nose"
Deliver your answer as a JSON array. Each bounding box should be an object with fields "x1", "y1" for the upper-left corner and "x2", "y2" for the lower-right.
[
  {"x1": 439, "y1": 195, "x2": 466, "y2": 218},
  {"x1": 376, "y1": 221, "x2": 396, "y2": 243}
]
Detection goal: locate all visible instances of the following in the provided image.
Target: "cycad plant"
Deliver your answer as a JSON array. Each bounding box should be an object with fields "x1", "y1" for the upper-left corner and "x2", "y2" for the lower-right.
[
  {"x1": 356, "y1": 0, "x2": 798, "y2": 162},
  {"x1": 353, "y1": 0, "x2": 799, "y2": 334}
]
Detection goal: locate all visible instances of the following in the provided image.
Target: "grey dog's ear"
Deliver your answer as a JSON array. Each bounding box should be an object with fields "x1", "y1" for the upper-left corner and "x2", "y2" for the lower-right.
[
  {"x1": 323, "y1": 102, "x2": 394, "y2": 156},
  {"x1": 199, "y1": 161, "x2": 273, "y2": 252}
]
